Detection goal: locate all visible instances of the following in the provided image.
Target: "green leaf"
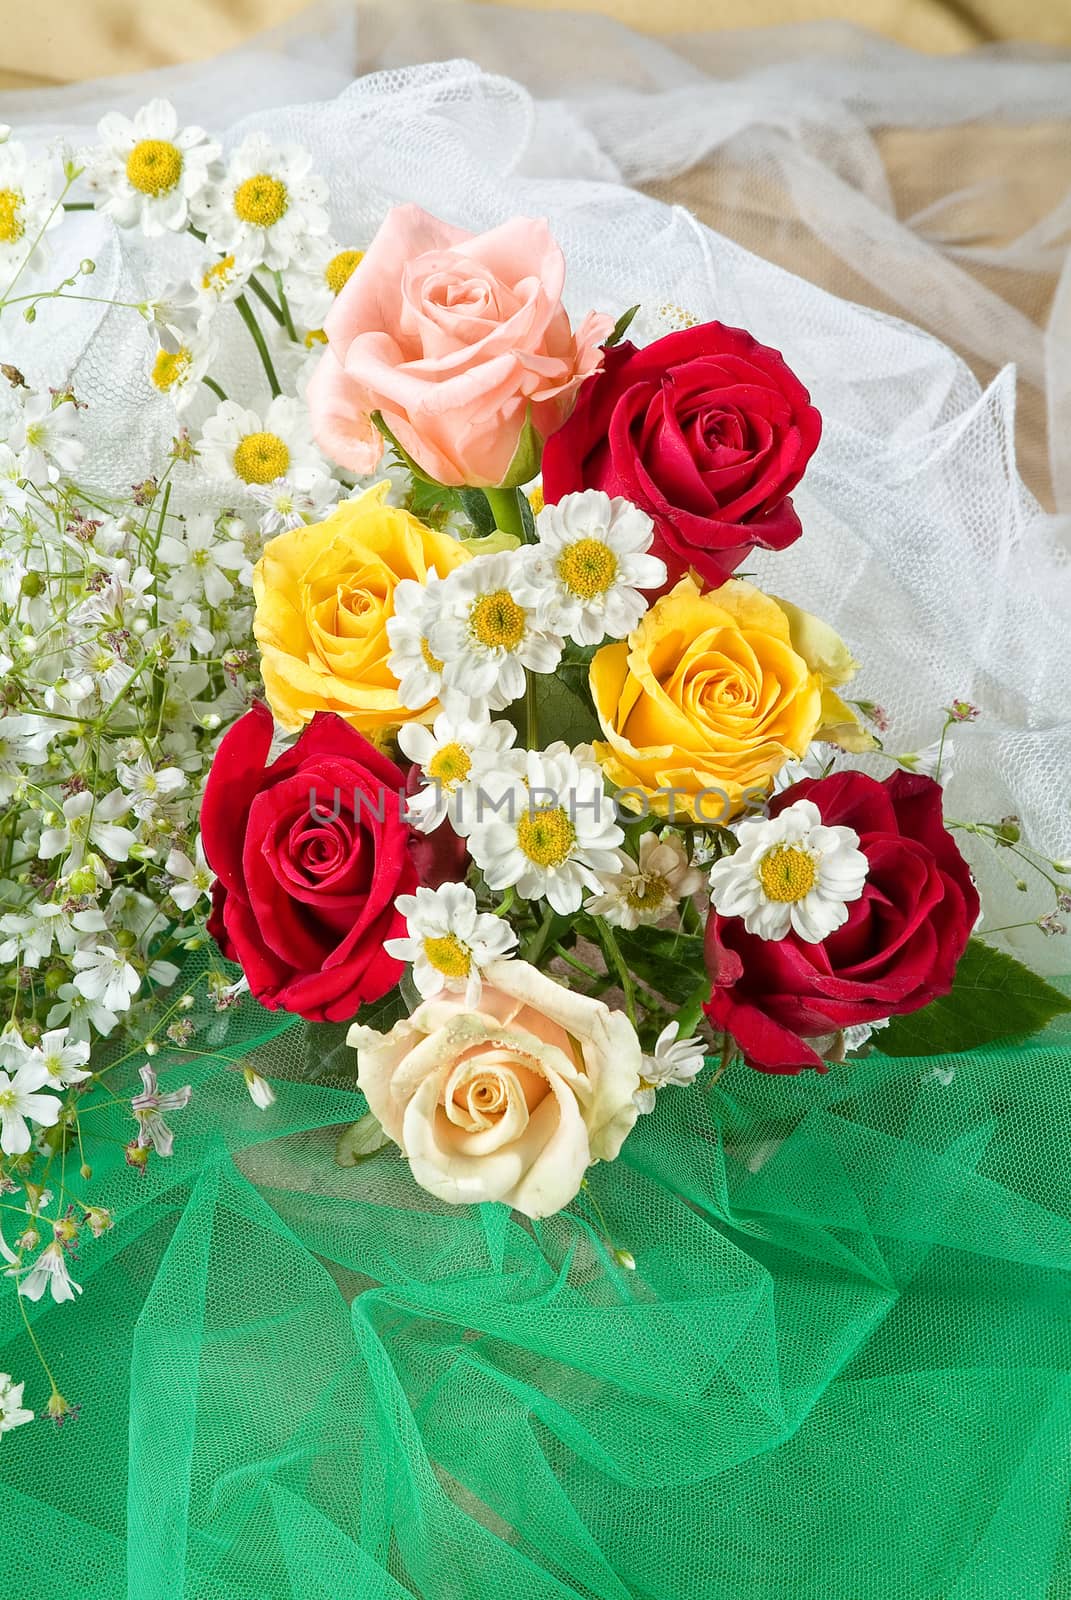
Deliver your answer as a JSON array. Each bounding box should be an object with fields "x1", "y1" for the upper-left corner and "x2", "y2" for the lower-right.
[
  {"x1": 458, "y1": 488, "x2": 496, "y2": 536},
  {"x1": 370, "y1": 409, "x2": 442, "y2": 486},
  {"x1": 604, "y1": 304, "x2": 640, "y2": 348},
  {"x1": 508, "y1": 670, "x2": 601, "y2": 749},
  {"x1": 335, "y1": 1112, "x2": 392, "y2": 1167},
  {"x1": 878, "y1": 938, "x2": 1071, "y2": 1057},
  {"x1": 496, "y1": 407, "x2": 543, "y2": 489},
  {"x1": 518, "y1": 490, "x2": 537, "y2": 543},
  {"x1": 611, "y1": 926, "x2": 709, "y2": 1008},
  {"x1": 407, "y1": 476, "x2": 464, "y2": 529}
]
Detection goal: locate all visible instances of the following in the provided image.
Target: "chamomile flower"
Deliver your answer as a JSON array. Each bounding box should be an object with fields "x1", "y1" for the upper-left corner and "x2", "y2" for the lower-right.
[
  {"x1": 196, "y1": 396, "x2": 325, "y2": 500},
  {"x1": 586, "y1": 831, "x2": 705, "y2": 929},
  {"x1": 283, "y1": 239, "x2": 365, "y2": 332},
  {"x1": 195, "y1": 133, "x2": 329, "y2": 271},
  {"x1": 398, "y1": 714, "x2": 517, "y2": 834},
  {"x1": 192, "y1": 251, "x2": 249, "y2": 316},
  {"x1": 148, "y1": 333, "x2": 218, "y2": 413},
  {"x1": 84, "y1": 98, "x2": 219, "y2": 235},
  {"x1": 515, "y1": 491, "x2": 666, "y2": 645},
  {"x1": 0, "y1": 140, "x2": 61, "y2": 273},
  {"x1": 634, "y1": 1023, "x2": 707, "y2": 1113},
  {"x1": 386, "y1": 574, "x2": 452, "y2": 711},
  {"x1": 384, "y1": 882, "x2": 517, "y2": 1004},
  {"x1": 708, "y1": 798, "x2": 868, "y2": 943},
  {"x1": 429, "y1": 553, "x2": 564, "y2": 712},
  {"x1": 467, "y1": 743, "x2": 623, "y2": 915}
]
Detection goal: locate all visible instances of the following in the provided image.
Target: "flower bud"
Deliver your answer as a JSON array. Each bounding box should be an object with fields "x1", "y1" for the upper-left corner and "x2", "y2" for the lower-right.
[
  {"x1": 612, "y1": 1248, "x2": 636, "y2": 1271},
  {"x1": 23, "y1": 305, "x2": 36, "y2": 324},
  {"x1": 67, "y1": 867, "x2": 97, "y2": 896},
  {"x1": 144, "y1": 1039, "x2": 158, "y2": 1057},
  {"x1": 79, "y1": 259, "x2": 96, "y2": 276},
  {"x1": 19, "y1": 571, "x2": 43, "y2": 599}
]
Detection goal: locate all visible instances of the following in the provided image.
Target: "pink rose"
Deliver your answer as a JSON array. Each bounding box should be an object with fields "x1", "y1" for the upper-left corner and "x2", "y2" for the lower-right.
[{"x1": 307, "y1": 204, "x2": 613, "y2": 488}]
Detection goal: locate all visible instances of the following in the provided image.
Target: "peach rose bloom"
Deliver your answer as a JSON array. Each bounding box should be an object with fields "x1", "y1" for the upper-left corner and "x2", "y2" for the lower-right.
[
  {"x1": 307, "y1": 204, "x2": 614, "y2": 488},
  {"x1": 348, "y1": 960, "x2": 641, "y2": 1218}
]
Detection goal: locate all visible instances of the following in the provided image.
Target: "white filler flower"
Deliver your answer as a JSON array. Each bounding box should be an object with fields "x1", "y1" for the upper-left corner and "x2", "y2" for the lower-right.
[
  {"x1": 385, "y1": 882, "x2": 517, "y2": 1004},
  {"x1": 709, "y1": 797, "x2": 868, "y2": 942},
  {"x1": 428, "y1": 553, "x2": 563, "y2": 712},
  {"x1": 515, "y1": 490, "x2": 666, "y2": 646},
  {"x1": 468, "y1": 744, "x2": 623, "y2": 915}
]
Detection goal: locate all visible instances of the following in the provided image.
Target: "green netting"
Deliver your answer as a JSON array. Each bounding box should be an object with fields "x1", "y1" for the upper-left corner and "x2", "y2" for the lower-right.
[{"x1": 1, "y1": 974, "x2": 1070, "y2": 1599}]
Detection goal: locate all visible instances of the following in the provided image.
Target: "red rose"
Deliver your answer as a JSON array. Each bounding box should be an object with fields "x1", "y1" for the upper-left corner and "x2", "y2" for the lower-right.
[
  {"x1": 542, "y1": 321, "x2": 822, "y2": 590},
  {"x1": 704, "y1": 770, "x2": 978, "y2": 1074},
  {"x1": 202, "y1": 703, "x2": 416, "y2": 1022}
]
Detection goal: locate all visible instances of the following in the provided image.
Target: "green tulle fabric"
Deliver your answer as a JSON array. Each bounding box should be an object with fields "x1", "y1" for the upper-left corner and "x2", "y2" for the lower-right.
[{"x1": 1, "y1": 974, "x2": 1070, "y2": 1599}]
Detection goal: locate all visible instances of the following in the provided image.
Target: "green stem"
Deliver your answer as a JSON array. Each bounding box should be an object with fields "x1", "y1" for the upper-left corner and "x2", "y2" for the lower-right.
[
  {"x1": 680, "y1": 896, "x2": 701, "y2": 935},
  {"x1": 593, "y1": 920, "x2": 638, "y2": 1028},
  {"x1": 273, "y1": 270, "x2": 299, "y2": 342},
  {"x1": 202, "y1": 375, "x2": 228, "y2": 402},
  {"x1": 522, "y1": 905, "x2": 557, "y2": 967},
  {"x1": 234, "y1": 293, "x2": 281, "y2": 397},
  {"x1": 483, "y1": 486, "x2": 528, "y2": 542},
  {"x1": 523, "y1": 670, "x2": 538, "y2": 751},
  {"x1": 674, "y1": 975, "x2": 713, "y2": 1042},
  {"x1": 246, "y1": 272, "x2": 286, "y2": 328}
]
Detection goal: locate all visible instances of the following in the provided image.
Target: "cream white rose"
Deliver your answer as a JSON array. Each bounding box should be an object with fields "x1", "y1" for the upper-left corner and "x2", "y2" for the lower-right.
[{"x1": 348, "y1": 958, "x2": 642, "y2": 1219}]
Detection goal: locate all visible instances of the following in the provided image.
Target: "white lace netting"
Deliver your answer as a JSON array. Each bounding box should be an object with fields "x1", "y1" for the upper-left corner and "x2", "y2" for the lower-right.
[{"x1": 1, "y1": 0, "x2": 1068, "y2": 968}]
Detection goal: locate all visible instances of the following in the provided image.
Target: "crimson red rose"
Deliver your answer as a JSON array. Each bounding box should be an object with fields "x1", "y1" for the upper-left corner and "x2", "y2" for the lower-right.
[
  {"x1": 542, "y1": 322, "x2": 822, "y2": 590},
  {"x1": 704, "y1": 770, "x2": 978, "y2": 1074},
  {"x1": 202, "y1": 702, "x2": 416, "y2": 1022}
]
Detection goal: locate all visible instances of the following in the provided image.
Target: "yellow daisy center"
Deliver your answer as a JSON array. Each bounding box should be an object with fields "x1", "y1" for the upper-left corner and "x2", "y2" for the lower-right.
[
  {"x1": 517, "y1": 806, "x2": 576, "y2": 868},
  {"x1": 304, "y1": 328, "x2": 328, "y2": 348},
  {"x1": 423, "y1": 933, "x2": 471, "y2": 979},
  {"x1": 527, "y1": 485, "x2": 545, "y2": 516},
  {"x1": 557, "y1": 538, "x2": 618, "y2": 600},
  {"x1": 469, "y1": 591, "x2": 526, "y2": 651},
  {"x1": 420, "y1": 636, "x2": 444, "y2": 674},
  {"x1": 758, "y1": 845, "x2": 817, "y2": 904},
  {"x1": 151, "y1": 347, "x2": 191, "y2": 392},
  {"x1": 125, "y1": 139, "x2": 184, "y2": 197},
  {"x1": 0, "y1": 188, "x2": 24, "y2": 243},
  {"x1": 233, "y1": 173, "x2": 288, "y2": 228},
  {"x1": 324, "y1": 248, "x2": 364, "y2": 296},
  {"x1": 427, "y1": 742, "x2": 472, "y2": 790},
  {"x1": 202, "y1": 254, "x2": 236, "y2": 293},
  {"x1": 233, "y1": 431, "x2": 290, "y2": 484},
  {"x1": 624, "y1": 874, "x2": 667, "y2": 911}
]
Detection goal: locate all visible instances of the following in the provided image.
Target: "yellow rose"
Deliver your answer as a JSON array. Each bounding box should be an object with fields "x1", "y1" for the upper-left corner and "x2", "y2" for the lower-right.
[
  {"x1": 588, "y1": 576, "x2": 873, "y2": 821},
  {"x1": 252, "y1": 482, "x2": 469, "y2": 736}
]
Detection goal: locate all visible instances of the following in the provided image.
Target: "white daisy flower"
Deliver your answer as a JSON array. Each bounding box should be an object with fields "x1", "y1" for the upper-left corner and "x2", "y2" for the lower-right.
[
  {"x1": 71, "y1": 944, "x2": 141, "y2": 1013},
  {"x1": 157, "y1": 513, "x2": 247, "y2": 607},
  {"x1": 247, "y1": 469, "x2": 338, "y2": 535},
  {"x1": 398, "y1": 714, "x2": 517, "y2": 835},
  {"x1": 283, "y1": 239, "x2": 365, "y2": 332},
  {"x1": 429, "y1": 553, "x2": 564, "y2": 713},
  {"x1": 147, "y1": 332, "x2": 218, "y2": 412},
  {"x1": 384, "y1": 882, "x2": 517, "y2": 1005},
  {"x1": 634, "y1": 1022, "x2": 706, "y2": 1113},
  {"x1": 0, "y1": 140, "x2": 61, "y2": 273},
  {"x1": 196, "y1": 396, "x2": 325, "y2": 500},
  {"x1": 386, "y1": 574, "x2": 453, "y2": 712},
  {"x1": 34, "y1": 1028, "x2": 91, "y2": 1088},
  {"x1": 38, "y1": 789, "x2": 136, "y2": 871},
  {"x1": 467, "y1": 743, "x2": 623, "y2": 915},
  {"x1": 191, "y1": 251, "x2": 250, "y2": 317},
  {"x1": 195, "y1": 133, "x2": 329, "y2": 271},
  {"x1": 0, "y1": 1057, "x2": 61, "y2": 1156},
  {"x1": 13, "y1": 394, "x2": 84, "y2": 483},
  {"x1": 586, "y1": 831, "x2": 705, "y2": 930},
  {"x1": 514, "y1": 491, "x2": 666, "y2": 646},
  {"x1": 0, "y1": 1374, "x2": 33, "y2": 1434},
  {"x1": 709, "y1": 798, "x2": 869, "y2": 943},
  {"x1": 83, "y1": 98, "x2": 219, "y2": 236},
  {"x1": 165, "y1": 837, "x2": 213, "y2": 911}
]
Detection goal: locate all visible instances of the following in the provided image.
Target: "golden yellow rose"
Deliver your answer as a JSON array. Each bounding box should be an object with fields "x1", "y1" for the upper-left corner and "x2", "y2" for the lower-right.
[
  {"x1": 588, "y1": 576, "x2": 873, "y2": 821},
  {"x1": 252, "y1": 482, "x2": 469, "y2": 736}
]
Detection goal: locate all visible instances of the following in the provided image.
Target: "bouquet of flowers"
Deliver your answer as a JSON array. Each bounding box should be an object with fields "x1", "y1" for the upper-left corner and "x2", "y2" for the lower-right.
[{"x1": 0, "y1": 102, "x2": 1067, "y2": 1433}]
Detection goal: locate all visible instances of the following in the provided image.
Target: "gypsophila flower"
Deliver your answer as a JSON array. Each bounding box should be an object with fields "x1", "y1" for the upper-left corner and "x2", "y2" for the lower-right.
[
  {"x1": 467, "y1": 743, "x2": 623, "y2": 914},
  {"x1": 131, "y1": 1064, "x2": 191, "y2": 1157},
  {"x1": 247, "y1": 469, "x2": 338, "y2": 535},
  {"x1": 165, "y1": 837, "x2": 214, "y2": 910},
  {"x1": 898, "y1": 738, "x2": 952, "y2": 783},
  {"x1": 38, "y1": 789, "x2": 136, "y2": 871},
  {"x1": 117, "y1": 756, "x2": 185, "y2": 820},
  {"x1": 586, "y1": 831, "x2": 704, "y2": 929},
  {"x1": 0, "y1": 1053, "x2": 61, "y2": 1156},
  {"x1": 428, "y1": 553, "x2": 564, "y2": 713},
  {"x1": 634, "y1": 1023, "x2": 706, "y2": 1113},
  {"x1": 242, "y1": 1067, "x2": 276, "y2": 1110},
  {"x1": 1039, "y1": 912, "x2": 1067, "y2": 937},
  {"x1": 157, "y1": 513, "x2": 246, "y2": 606},
  {"x1": 195, "y1": 133, "x2": 329, "y2": 271},
  {"x1": 13, "y1": 394, "x2": 84, "y2": 483},
  {"x1": 84, "y1": 99, "x2": 220, "y2": 235},
  {"x1": 195, "y1": 396, "x2": 325, "y2": 500},
  {"x1": 947, "y1": 700, "x2": 979, "y2": 723},
  {"x1": 514, "y1": 491, "x2": 666, "y2": 646},
  {"x1": 709, "y1": 798, "x2": 869, "y2": 943},
  {"x1": 34, "y1": 1028, "x2": 91, "y2": 1088},
  {"x1": 81, "y1": 1205, "x2": 113, "y2": 1240},
  {"x1": 0, "y1": 1374, "x2": 33, "y2": 1434},
  {"x1": 71, "y1": 945, "x2": 141, "y2": 1013},
  {"x1": 0, "y1": 442, "x2": 30, "y2": 516},
  {"x1": 17, "y1": 1241, "x2": 82, "y2": 1304},
  {"x1": 398, "y1": 714, "x2": 517, "y2": 834},
  {"x1": 384, "y1": 883, "x2": 517, "y2": 1004}
]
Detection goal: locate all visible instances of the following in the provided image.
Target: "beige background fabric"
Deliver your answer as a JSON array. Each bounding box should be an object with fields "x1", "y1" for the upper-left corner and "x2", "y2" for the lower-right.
[{"x1": 2, "y1": 0, "x2": 1070, "y2": 86}]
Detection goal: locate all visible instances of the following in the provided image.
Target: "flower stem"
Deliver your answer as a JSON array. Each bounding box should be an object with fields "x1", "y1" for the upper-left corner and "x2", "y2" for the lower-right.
[
  {"x1": 483, "y1": 486, "x2": 528, "y2": 542},
  {"x1": 593, "y1": 919, "x2": 638, "y2": 1028},
  {"x1": 235, "y1": 293, "x2": 281, "y2": 398},
  {"x1": 245, "y1": 273, "x2": 286, "y2": 327},
  {"x1": 524, "y1": 670, "x2": 538, "y2": 750},
  {"x1": 202, "y1": 376, "x2": 228, "y2": 402},
  {"x1": 273, "y1": 270, "x2": 299, "y2": 342}
]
